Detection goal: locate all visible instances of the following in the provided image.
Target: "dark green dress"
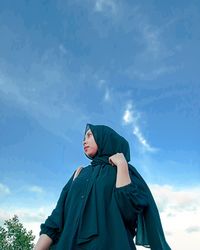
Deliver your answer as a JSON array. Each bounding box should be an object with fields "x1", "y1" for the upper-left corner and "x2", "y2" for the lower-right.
[{"x1": 40, "y1": 124, "x2": 171, "y2": 250}]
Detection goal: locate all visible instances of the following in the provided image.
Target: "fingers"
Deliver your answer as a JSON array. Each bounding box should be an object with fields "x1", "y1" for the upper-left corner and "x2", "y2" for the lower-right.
[{"x1": 109, "y1": 157, "x2": 114, "y2": 166}]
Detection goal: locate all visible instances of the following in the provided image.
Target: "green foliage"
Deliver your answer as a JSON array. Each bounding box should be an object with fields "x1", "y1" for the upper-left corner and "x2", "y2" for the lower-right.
[{"x1": 0, "y1": 215, "x2": 35, "y2": 250}]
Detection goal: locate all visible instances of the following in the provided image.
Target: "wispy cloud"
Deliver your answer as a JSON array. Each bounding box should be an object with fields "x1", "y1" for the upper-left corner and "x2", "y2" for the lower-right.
[
  {"x1": 0, "y1": 183, "x2": 10, "y2": 196},
  {"x1": 122, "y1": 101, "x2": 157, "y2": 152},
  {"x1": 125, "y1": 17, "x2": 177, "y2": 81},
  {"x1": 97, "y1": 79, "x2": 112, "y2": 103},
  {"x1": 139, "y1": 21, "x2": 170, "y2": 61},
  {"x1": 94, "y1": 0, "x2": 117, "y2": 14},
  {"x1": 127, "y1": 64, "x2": 179, "y2": 81},
  {"x1": 92, "y1": 1, "x2": 179, "y2": 81},
  {"x1": 0, "y1": 65, "x2": 88, "y2": 141},
  {"x1": 185, "y1": 226, "x2": 200, "y2": 234},
  {"x1": 59, "y1": 44, "x2": 68, "y2": 55},
  {"x1": 28, "y1": 186, "x2": 44, "y2": 194},
  {"x1": 104, "y1": 87, "x2": 111, "y2": 102}
]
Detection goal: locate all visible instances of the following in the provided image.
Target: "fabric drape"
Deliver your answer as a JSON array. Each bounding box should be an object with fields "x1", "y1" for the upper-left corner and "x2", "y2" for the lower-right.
[{"x1": 40, "y1": 123, "x2": 171, "y2": 250}]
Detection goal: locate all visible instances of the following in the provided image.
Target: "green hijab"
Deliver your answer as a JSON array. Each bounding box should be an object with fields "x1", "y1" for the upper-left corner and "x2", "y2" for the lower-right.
[{"x1": 83, "y1": 123, "x2": 171, "y2": 250}]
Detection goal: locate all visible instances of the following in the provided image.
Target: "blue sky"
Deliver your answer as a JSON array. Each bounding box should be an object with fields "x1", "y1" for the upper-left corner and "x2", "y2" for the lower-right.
[{"x1": 0, "y1": 1, "x2": 200, "y2": 249}]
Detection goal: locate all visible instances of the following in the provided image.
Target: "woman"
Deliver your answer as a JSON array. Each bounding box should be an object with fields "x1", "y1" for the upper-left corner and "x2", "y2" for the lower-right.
[{"x1": 35, "y1": 123, "x2": 171, "y2": 250}]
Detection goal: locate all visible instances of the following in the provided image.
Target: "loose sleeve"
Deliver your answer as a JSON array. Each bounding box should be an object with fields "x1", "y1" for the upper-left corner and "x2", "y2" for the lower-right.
[
  {"x1": 114, "y1": 170, "x2": 148, "y2": 226},
  {"x1": 39, "y1": 170, "x2": 76, "y2": 244}
]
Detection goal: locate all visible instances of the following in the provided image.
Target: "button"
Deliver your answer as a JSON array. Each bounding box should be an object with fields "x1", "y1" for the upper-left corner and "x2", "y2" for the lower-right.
[
  {"x1": 86, "y1": 179, "x2": 89, "y2": 182},
  {"x1": 81, "y1": 195, "x2": 84, "y2": 199}
]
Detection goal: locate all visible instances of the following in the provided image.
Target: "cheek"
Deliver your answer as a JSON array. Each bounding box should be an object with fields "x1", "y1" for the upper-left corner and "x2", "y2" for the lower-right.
[
  {"x1": 91, "y1": 138, "x2": 97, "y2": 147},
  {"x1": 90, "y1": 140, "x2": 98, "y2": 154},
  {"x1": 86, "y1": 146, "x2": 98, "y2": 157},
  {"x1": 94, "y1": 145, "x2": 98, "y2": 153}
]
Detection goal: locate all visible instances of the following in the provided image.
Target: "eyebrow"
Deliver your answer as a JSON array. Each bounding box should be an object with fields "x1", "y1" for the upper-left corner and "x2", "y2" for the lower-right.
[{"x1": 86, "y1": 131, "x2": 91, "y2": 136}]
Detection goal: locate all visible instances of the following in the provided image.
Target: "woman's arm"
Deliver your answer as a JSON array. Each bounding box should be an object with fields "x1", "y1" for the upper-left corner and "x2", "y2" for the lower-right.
[
  {"x1": 109, "y1": 153, "x2": 131, "y2": 187},
  {"x1": 34, "y1": 234, "x2": 53, "y2": 250},
  {"x1": 115, "y1": 160, "x2": 131, "y2": 187},
  {"x1": 37, "y1": 169, "x2": 77, "y2": 248}
]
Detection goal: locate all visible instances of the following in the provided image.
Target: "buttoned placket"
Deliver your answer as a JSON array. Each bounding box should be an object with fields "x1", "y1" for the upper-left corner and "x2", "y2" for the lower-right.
[{"x1": 80, "y1": 177, "x2": 90, "y2": 200}]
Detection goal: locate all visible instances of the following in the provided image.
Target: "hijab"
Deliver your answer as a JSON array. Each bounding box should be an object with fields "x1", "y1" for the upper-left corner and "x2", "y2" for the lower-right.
[{"x1": 82, "y1": 123, "x2": 171, "y2": 250}]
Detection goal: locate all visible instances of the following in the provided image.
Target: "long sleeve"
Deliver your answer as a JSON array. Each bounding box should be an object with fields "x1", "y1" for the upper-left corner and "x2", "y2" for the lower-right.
[
  {"x1": 114, "y1": 170, "x2": 148, "y2": 228},
  {"x1": 39, "y1": 170, "x2": 76, "y2": 244}
]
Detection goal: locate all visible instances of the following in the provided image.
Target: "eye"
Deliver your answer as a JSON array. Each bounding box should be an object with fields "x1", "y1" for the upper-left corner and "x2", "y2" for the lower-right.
[
  {"x1": 87, "y1": 131, "x2": 92, "y2": 136},
  {"x1": 84, "y1": 132, "x2": 91, "y2": 140}
]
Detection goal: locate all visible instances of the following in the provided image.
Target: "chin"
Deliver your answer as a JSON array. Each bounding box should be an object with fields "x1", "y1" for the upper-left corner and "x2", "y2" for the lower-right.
[{"x1": 88, "y1": 154, "x2": 94, "y2": 158}]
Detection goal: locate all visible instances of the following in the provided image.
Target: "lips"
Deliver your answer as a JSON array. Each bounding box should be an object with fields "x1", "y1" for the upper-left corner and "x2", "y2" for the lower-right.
[{"x1": 84, "y1": 146, "x2": 89, "y2": 151}]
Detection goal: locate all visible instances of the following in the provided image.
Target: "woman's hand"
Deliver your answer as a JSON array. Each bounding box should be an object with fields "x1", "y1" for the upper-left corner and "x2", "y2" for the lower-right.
[
  {"x1": 108, "y1": 153, "x2": 128, "y2": 168},
  {"x1": 109, "y1": 153, "x2": 131, "y2": 187},
  {"x1": 34, "y1": 234, "x2": 53, "y2": 250}
]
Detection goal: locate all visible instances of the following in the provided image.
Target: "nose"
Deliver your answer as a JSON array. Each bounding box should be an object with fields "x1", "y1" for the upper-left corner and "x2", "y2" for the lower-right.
[{"x1": 83, "y1": 134, "x2": 88, "y2": 146}]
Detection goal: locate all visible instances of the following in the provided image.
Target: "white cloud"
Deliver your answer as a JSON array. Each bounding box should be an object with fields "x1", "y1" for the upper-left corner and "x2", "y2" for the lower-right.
[
  {"x1": 122, "y1": 101, "x2": 157, "y2": 152},
  {"x1": 59, "y1": 44, "x2": 67, "y2": 55},
  {"x1": 140, "y1": 23, "x2": 166, "y2": 61},
  {"x1": 128, "y1": 65, "x2": 179, "y2": 81},
  {"x1": 1, "y1": 184, "x2": 200, "y2": 249},
  {"x1": 0, "y1": 207, "x2": 48, "y2": 224},
  {"x1": 0, "y1": 183, "x2": 10, "y2": 196},
  {"x1": 186, "y1": 226, "x2": 200, "y2": 233},
  {"x1": 0, "y1": 206, "x2": 54, "y2": 244},
  {"x1": 94, "y1": 0, "x2": 116, "y2": 14},
  {"x1": 133, "y1": 126, "x2": 156, "y2": 152},
  {"x1": 150, "y1": 184, "x2": 200, "y2": 213},
  {"x1": 104, "y1": 87, "x2": 111, "y2": 101},
  {"x1": 149, "y1": 184, "x2": 200, "y2": 250},
  {"x1": 28, "y1": 185, "x2": 44, "y2": 194},
  {"x1": 123, "y1": 105, "x2": 134, "y2": 124},
  {"x1": 97, "y1": 79, "x2": 112, "y2": 103}
]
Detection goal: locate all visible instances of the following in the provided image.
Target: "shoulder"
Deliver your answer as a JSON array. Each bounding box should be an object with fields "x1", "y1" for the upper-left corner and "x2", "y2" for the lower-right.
[
  {"x1": 73, "y1": 166, "x2": 84, "y2": 180},
  {"x1": 72, "y1": 164, "x2": 91, "y2": 180}
]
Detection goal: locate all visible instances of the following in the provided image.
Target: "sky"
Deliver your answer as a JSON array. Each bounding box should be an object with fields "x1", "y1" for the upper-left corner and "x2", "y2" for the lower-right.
[{"x1": 0, "y1": 0, "x2": 199, "y2": 249}]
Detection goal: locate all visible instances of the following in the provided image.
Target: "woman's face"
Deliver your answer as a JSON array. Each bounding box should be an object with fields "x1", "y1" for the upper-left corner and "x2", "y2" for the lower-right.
[{"x1": 83, "y1": 129, "x2": 98, "y2": 158}]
